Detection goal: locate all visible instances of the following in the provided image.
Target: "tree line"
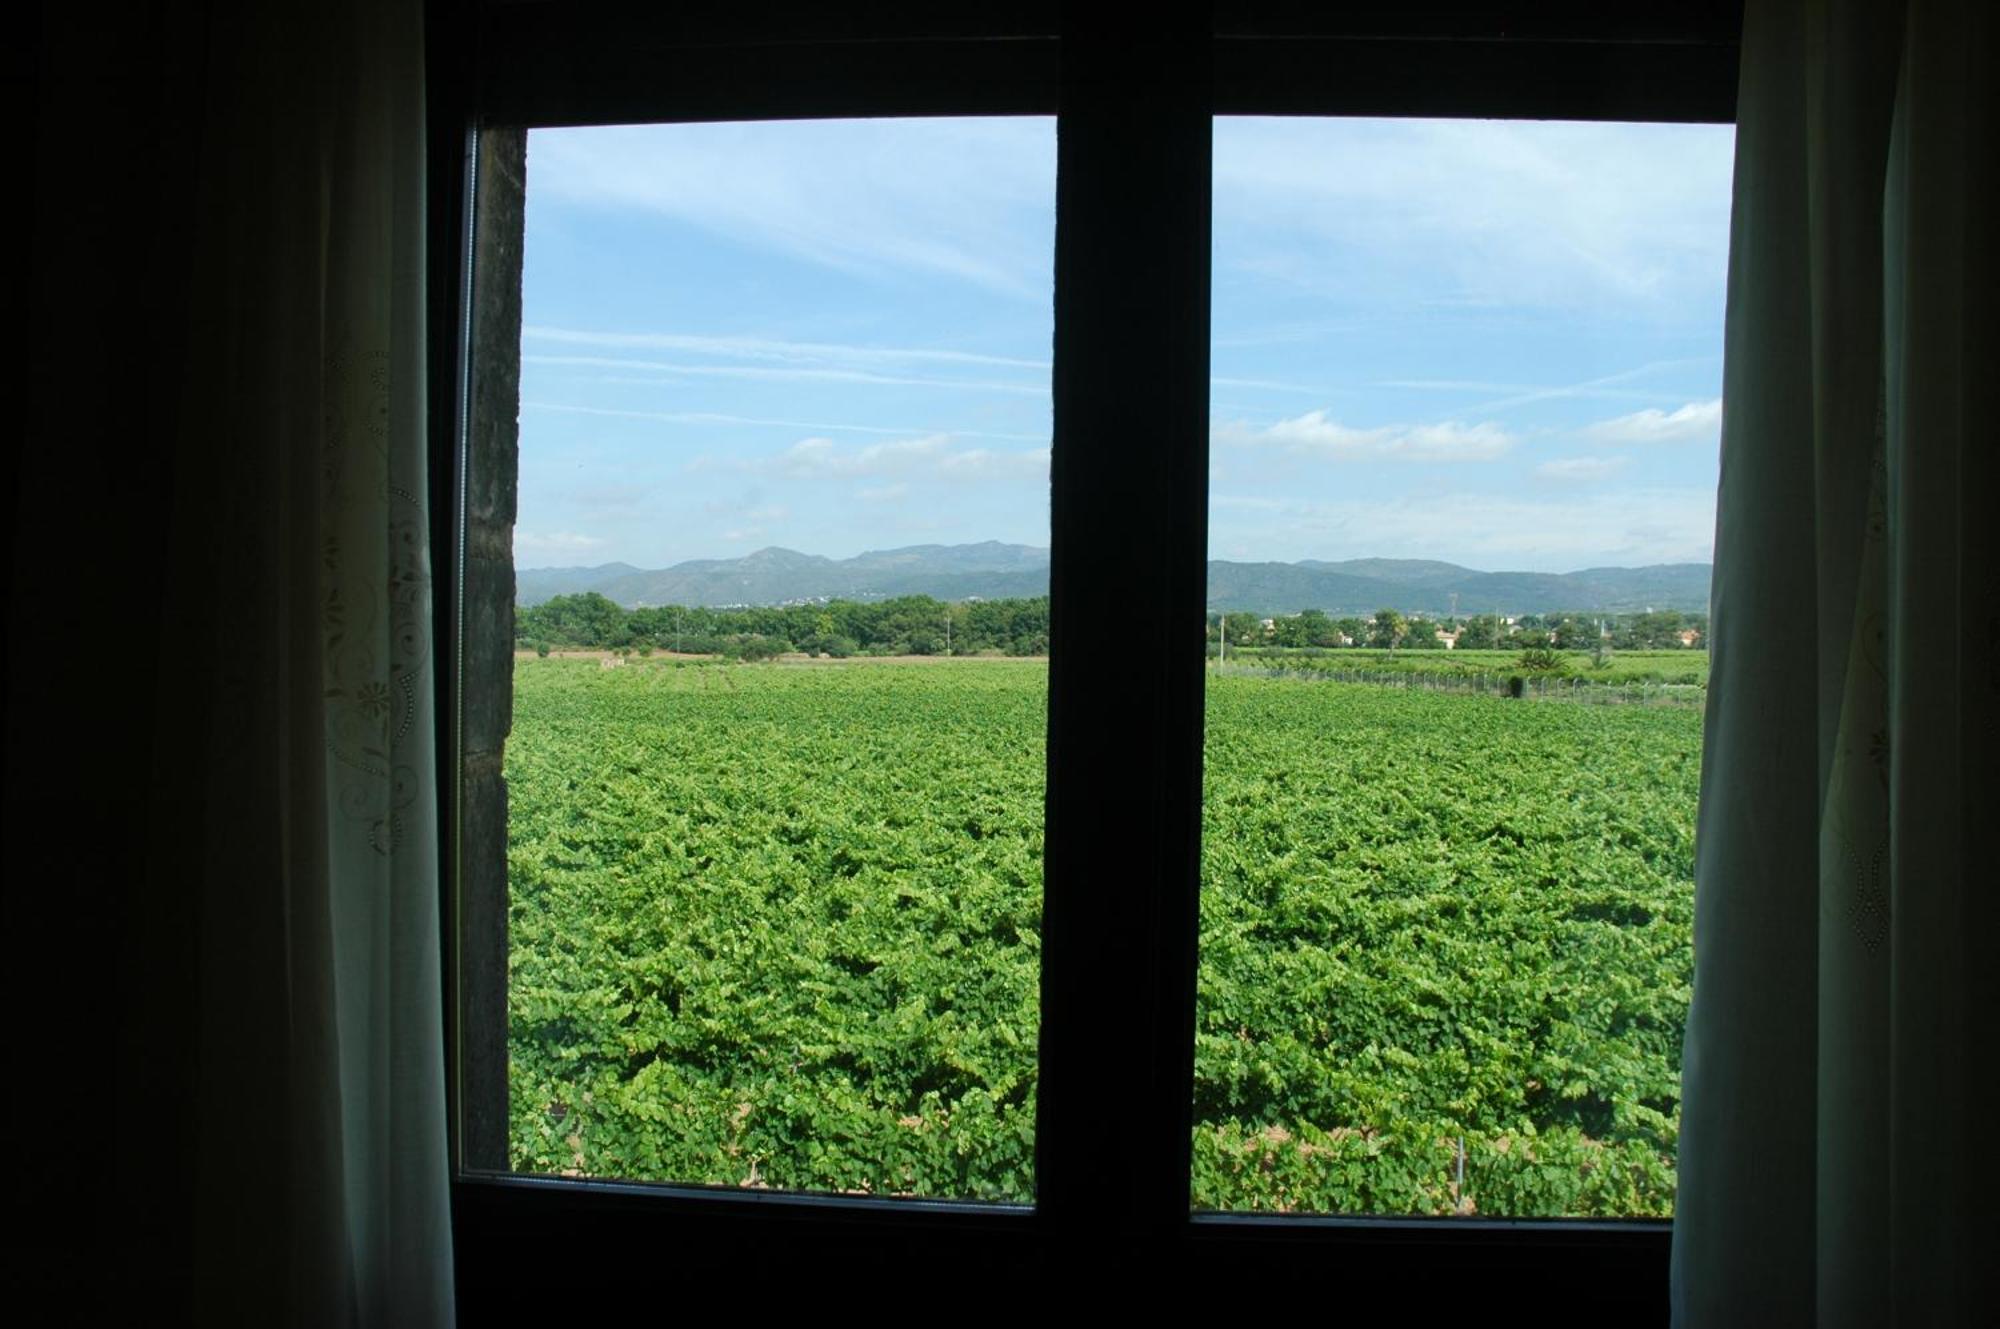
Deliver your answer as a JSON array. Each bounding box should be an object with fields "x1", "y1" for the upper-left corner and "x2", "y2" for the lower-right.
[
  {"x1": 518, "y1": 591, "x2": 1706, "y2": 662},
  {"x1": 1209, "y1": 607, "x2": 1708, "y2": 653},
  {"x1": 517, "y1": 592, "x2": 1051, "y2": 659}
]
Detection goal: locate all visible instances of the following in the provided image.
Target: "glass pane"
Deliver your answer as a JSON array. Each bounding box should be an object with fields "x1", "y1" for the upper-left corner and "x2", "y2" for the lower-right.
[
  {"x1": 1197, "y1": 117, "x2": 1734, "y2": 1216},
  {"x1": 502, "y1": 119, "x2": 1053, "y2": 1200}
]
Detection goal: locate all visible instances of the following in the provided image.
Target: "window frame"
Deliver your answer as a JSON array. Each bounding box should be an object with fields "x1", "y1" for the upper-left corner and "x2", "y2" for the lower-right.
[{"x1": 430, "y1": 2, "x2": 1740, "y2": 1310}]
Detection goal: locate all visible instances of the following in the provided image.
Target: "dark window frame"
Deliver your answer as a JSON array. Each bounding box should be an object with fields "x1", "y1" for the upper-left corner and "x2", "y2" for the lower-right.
[{"x1": 429, "y1": 2, "x2": 1741, "y2": 1311}]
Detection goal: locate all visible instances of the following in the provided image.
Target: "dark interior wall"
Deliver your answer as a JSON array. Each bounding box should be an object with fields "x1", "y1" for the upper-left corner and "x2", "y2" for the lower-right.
[{"x1": 12, "y1": 2, "x2": 208, "y2": 1313}]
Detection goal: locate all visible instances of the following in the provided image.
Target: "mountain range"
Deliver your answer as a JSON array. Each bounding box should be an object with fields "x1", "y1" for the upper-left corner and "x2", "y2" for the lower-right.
[{"x1": 517, "y1": 542, "x2": 1712, "y2": 616}]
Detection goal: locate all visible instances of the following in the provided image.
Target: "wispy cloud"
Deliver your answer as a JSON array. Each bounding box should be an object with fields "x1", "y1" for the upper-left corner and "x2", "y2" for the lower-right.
[
  {"x1": 514, "y1": 530, "x2": 610, "y2": 557},
  {"x1": 528, "y1": 119, "x2": 1056, "y2": 299},
  {"x1": 524, "y1": 324, "x2": 1049, "y2": 372},
  {"x1": 1210, "y1": 375, "x2": 1328, "y2": 394},
  {"x1": 1217, "y1": 410, "x2": 1515, "y2": 462},
  {"x1": 1455, "y1": 360, "x2": 1719, "y2": 415},
  {"x1": 1208, "y1": 487, "x2": 1716, "y2": 569},
  {"x1": 781, "y1": 434, "x2": 951, "y2": 478},
  {"x1": 1213, "y1": 118, "x2": 1735, "y2": 314},
  {"x1": 522, "y1": 400, "x2": 1048, "y2": 443},
  {"x1": 1380, "y1": 376, "x2": 1692, "y2": 409},
  {"x1": 1537, "y1": 455, "x2": 1631, "y2": 482},
  {"x1": 701, "y1": 433, "x2": 1051, "y2": 485},
  {"x1": 1582, "y1": 399, "x2": 1723, "y2": 446},
  {"x1": 526, "y1": 353, "x2": 1047, "y2": 397}
]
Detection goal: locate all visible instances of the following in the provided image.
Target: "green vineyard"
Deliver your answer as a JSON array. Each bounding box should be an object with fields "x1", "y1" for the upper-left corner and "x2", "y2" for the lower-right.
[{"x1": 507, "y1": 657, "x2": 1700, "y2": 1215}]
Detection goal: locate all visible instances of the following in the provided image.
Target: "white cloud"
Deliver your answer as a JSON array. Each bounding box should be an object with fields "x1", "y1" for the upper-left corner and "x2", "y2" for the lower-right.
[
  {"x1": 937, "y1": 446, "x2": 1051, "y2": 479},
  {"x1": 1383, "y1": 360, "x2": 1714, "y2": 413},
  {"x1": 514, "y1": 530, "x2": 609, "y2": 557},
  {"x1": 1583, "y1": 399, "x2": 1723, "y2": 445},
  {"x1": 857, "y1": 483, "x2": 911, "y2": 504},
  {"x1": 1210, "y1": 375, "x2": 1326, "y2": 394},
  {"x1": 1390, "y1": 422, "x2": 1515, "y2": 461},
  {"x1": 527, "y1": 119, "x2": 1056, "y2": 299},
  {"x1": 522, "y1": 400, "x2": 1048, "y2": 444},
  {"x1": 1207, "y1": 487, "x2": 1716, "y2": 569},
  {"x1": 524, "y1": 353, "x2": 1046, "y2": 397},
  {"x1": 702, "y1": 434, "x2": 1053, "y2": 486},
  {"x1": 780, "y1": 434, "x2": 950, "y2": 478},
  {"x1": 1537, "y1": 456, "x2": 1631, "y2": 482},
  {"x1": 524, "y1": 325, "x2": 1047, "y2": 372},
  {"x1": 1213, "y1": 118, "x2": 1736, "y2": 314},
  {"x1": 1219, "y1": 410, "x2": 1514, "y2": 462}
]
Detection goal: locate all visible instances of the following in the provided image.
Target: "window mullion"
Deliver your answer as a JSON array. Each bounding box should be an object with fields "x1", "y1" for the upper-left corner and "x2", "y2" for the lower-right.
[{"x1": 1037, "y1": 16, "x2": 1212, "y2": 1256}]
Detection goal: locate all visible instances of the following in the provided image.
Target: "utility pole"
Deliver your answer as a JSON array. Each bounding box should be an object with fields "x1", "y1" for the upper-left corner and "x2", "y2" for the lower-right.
[
  {"x1": 1219, "y1": 613, "x2": 1227, "y2": 675},
  {"x1": 945, "y1": 605, "x2": 952, "y2": 656}
]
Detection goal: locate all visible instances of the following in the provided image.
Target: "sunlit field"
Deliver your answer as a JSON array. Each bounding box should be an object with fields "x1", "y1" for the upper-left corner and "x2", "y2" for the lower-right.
[{"x1": 508, "y1": 656, "x2": 1699, "y2": 1215}]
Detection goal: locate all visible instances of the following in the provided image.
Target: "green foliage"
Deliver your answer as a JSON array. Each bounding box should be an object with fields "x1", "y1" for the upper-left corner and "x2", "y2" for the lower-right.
[
  {"x1": 1400, "y1": 619, "x2": 1443, "y2": 649},
  {"x1": 721, "y1": 634, "x2": 791, "y2": 662},
  {"x1": 508, "y1": 660, "x2": 1045, "y2": 1199},
  {"x1": 1454, "y1": 615, "x2": 1503, "y2": 651},
  {"x1": 1219, "y1": 611, "x2": 1266, "y2": 648},
  {"x1": 1194, "y1": 677, "x2": 1698, "y2": 1216},
  {"x1": 516, "y1": 592, "x2": 1051, "y2": 658},
  {"x1": 506, "y1": 659, "x2": 1699, "y2": 1216},
  {"x1": 1516, "y1": 646, "x2": 1568, "y2": 674}
]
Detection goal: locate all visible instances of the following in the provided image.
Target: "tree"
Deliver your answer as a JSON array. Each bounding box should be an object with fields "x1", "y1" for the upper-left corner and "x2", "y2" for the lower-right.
[
  {"x1": 1401, "y1": 617, "x2": 1442, "y2": 649},
  {"x1": 1618, "y1": 609, "x2": 1686, "y2": 650},
  {"x1": 1271, "y1": 612, "x2": 1309, "y2": 648},
  {"x1": 517, "y1": 591, "x2": 627, "y2": 648},
  {"x1": 1222, "y1": 611, "x2": 1264, "y2": 649},
  {"x1": 1551, "y1": 616, "x2": 1593, "y2": 651},
  {"x1": 1297, "y1": 608, "x2": 1338, "y2": 647},
  {"x1": 1370, "y1": 608, "x2": 1406, "y2": 649},
  {"x1": 1456, "y1": 614, "x2": 1501, "y2": 650}
]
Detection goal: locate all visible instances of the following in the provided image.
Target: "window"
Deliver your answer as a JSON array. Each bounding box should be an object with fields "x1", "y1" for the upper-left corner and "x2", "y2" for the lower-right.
[
  {"x1": 492, "y1": 116, "x2": 1055, "y2": 1200},
  {"x1": 440, "y1": 4, "x2": 1741, "y2": 1309},
  {"x1": 1195, "y1": 115, "x2": 1730, "y2": 1217}
]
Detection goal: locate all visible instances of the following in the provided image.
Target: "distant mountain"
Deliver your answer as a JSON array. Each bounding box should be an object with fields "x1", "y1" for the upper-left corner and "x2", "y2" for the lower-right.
[
  {"x1": 513, "y1": 561, "x2": 644, "y2": 603},
  {"x1": 1206, "y1": 558, "x2": 1713, "y2": 617},
  {"x1": 517, "y1": 541, "x2": 1053, "y2": 608},
  {"x1": 516, "y1": 543, "x2": 1711, "y2": 615}
]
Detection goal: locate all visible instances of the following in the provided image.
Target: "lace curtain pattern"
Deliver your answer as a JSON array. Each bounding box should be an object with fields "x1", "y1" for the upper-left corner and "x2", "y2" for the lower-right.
[{"x1": 159, "y1": 0, "x2": 455, "y2": 1321}]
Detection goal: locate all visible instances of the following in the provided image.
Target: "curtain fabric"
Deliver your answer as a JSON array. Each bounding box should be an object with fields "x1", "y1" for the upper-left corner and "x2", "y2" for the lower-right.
[
  {"x1": 154, "y1": 0, "x2": 454, "y2": 1321},
  {"x1": 1673, "y1": 0, "x2": 1995, "y2": 1322}
]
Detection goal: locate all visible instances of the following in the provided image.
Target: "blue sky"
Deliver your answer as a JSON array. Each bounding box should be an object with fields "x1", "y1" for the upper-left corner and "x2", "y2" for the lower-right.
[{"x1": 517, "y1": 116, "x2": 1735, "y2": 573}]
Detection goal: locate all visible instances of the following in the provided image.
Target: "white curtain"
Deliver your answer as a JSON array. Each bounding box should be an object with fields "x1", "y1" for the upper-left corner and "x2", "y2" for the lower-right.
[
  {"x1": 157, "y1": 0, "x2": 454, "y2": 1320},
  {"x1": 1673, "y1": 0, "x2": 1995, "y2": 1322}
]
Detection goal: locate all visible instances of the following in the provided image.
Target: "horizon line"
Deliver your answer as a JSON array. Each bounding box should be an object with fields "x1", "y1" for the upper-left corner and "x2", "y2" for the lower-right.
[{"x1": 516, "y1": 541, "x2": 1715, "y2": 579}]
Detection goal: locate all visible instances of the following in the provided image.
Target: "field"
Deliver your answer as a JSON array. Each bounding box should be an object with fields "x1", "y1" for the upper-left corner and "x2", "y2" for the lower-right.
[{"x1": 508, "y1": 656, "x2": 1700, "y2": 1215}]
